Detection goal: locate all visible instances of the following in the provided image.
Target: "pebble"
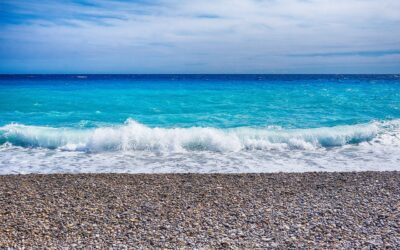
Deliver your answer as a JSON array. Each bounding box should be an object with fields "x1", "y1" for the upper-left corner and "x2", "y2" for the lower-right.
[{"x1": 0, "y1": 172, "x2": 399, "y2": 248}]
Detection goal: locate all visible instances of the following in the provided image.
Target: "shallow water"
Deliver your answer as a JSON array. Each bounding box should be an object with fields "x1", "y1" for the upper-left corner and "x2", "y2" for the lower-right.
[{"x1": 1, "y1": 74, "x2": 400, "y2": 174}]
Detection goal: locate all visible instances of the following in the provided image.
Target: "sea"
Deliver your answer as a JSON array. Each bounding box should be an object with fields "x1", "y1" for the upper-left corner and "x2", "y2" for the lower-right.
[{"x1": 1, "y1": 74, "x2": 400, "y2": 174}]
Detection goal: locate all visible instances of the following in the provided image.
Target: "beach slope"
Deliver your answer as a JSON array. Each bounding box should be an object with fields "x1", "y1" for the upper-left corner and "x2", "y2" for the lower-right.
[{"x1": 1, "y1": 172, "x2": 399, "y2": 248}]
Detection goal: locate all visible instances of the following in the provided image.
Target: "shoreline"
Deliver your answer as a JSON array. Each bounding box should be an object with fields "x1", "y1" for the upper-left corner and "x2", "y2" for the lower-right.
[{"x1": 1, "y1": 171, "x2": 399, "y2": 248}]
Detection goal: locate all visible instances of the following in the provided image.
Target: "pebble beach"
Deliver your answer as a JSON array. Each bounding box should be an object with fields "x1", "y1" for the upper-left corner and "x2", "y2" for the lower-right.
[{"x1": 1, "y1": 172, "x2": 399, "y2": 249}]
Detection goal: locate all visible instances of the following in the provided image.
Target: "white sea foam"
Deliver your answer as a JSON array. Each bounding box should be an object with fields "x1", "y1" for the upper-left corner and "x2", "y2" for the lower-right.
[
  {"x1": 0, "y1": 118, "x2": 390, "y2": 152},
  {"x1": 1, "y1": 119, "x2": 400, "y2": 174}
]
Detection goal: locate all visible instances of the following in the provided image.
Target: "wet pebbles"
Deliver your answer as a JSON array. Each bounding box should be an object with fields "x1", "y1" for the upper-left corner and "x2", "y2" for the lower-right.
[{"x1": 1, "y1": 172, "x2": 399, "y2": 248}]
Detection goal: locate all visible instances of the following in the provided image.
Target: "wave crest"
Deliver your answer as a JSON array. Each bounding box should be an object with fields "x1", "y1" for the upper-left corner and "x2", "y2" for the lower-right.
[{"x1": 1, "y1": 119, "x2": 399, "y2": 152}]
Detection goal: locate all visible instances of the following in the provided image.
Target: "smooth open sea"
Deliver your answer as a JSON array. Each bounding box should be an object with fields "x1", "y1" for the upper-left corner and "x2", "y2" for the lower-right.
[{"x1": 1, "y1": 74, "x2": 400, "y2": 174}]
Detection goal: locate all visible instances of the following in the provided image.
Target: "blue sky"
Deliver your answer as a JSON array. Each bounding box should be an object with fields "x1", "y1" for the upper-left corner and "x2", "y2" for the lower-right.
[{"x1": 0, "y1": 0, "x2": 400, "y2": 73}]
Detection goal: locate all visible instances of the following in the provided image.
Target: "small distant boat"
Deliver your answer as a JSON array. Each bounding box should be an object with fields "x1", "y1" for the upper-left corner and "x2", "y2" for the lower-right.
[{"x1": 76, "y1": 75, "x2": 88, "y2": 79}]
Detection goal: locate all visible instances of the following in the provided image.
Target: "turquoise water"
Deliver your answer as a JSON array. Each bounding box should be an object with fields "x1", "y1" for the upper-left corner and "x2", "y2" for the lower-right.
[
  {"x1": 1, "y1": 75, "x2": 400, "y2": 128},
  {"x1": 1, "y1": 75, "x2": 400, "y2": 173}
]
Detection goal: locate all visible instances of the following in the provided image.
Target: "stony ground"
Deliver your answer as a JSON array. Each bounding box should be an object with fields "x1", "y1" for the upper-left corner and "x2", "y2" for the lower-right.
[{"x1": 0, "y1": 172, "x2": 399, "y2": 249}]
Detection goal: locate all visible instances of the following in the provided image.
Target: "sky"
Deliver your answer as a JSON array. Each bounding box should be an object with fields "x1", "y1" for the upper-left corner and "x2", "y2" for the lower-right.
[{"x1": 0, "y1": 0, "x2": 400, "y2": 74}]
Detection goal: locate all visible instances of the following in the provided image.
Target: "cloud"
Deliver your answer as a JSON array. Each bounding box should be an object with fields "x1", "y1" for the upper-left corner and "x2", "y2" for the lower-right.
[
  {"x1": 0, "y1": 0, "x2": 399, "y2": 73},
  {"x1": 289, "y1": 50, "x2": 400, "y2": 57}
]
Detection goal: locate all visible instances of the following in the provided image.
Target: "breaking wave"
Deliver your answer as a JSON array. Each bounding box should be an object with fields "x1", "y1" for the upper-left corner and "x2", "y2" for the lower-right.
[{"x1": 1, "y1": 119, "x2": 400, "y2": 153}]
